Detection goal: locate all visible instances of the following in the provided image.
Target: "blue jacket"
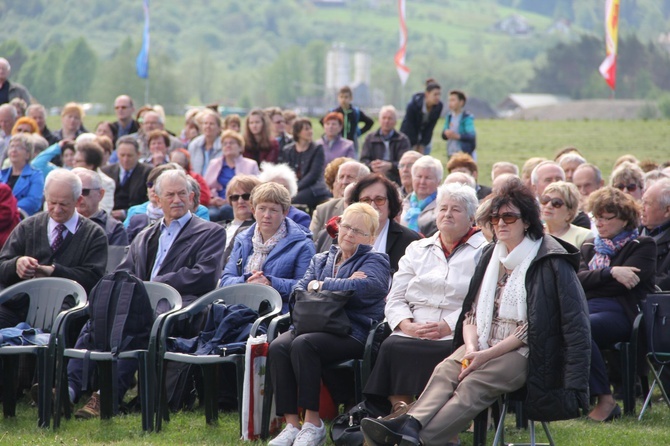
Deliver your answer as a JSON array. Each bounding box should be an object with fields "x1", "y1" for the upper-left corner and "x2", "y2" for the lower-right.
[
  {"x1": 294, "y1": 244, "x2": 390, "y2": 344},
  {"x1": 0, "y1": 164, "x2": 44, "y2": 216},
  {"x1": 220, "y1": 217, "x2": 315, "y2": 312},
  {"x1": 30, "y1": 142, "x2": 62, "y2": 179},
  {"x1": 441, "y1": 110, "x2": 476, "y2": 154}
]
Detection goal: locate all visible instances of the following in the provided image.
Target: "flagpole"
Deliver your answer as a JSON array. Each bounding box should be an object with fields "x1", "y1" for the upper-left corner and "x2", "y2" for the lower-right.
[{"x1": 145, "y1": 77, "x2": 149, "y2": 105}]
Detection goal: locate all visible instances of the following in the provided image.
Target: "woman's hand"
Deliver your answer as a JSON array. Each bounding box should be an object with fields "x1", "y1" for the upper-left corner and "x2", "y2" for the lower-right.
[
  {"x1": 349, "y1": 271, "x2": 367, "y2": 280},
  {"x1": 399, "y1": 320, "x2": 450, "y2": 340},
  {"x1": 458, "y1": 349, "x2": 494, "y2": 381},
  {"x1": 611, "y1": 266, "x2": 641, "y2": 289},
  {"x1": 211, "y1": 196, "x2": 227, "y2": 207},
  {"x1": 247, "y1": 270, "x2": 270, "y2": 286}
]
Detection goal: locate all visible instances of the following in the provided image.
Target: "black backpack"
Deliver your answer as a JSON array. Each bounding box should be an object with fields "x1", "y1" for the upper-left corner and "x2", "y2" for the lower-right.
[{"x1": 86, "y1": 271, "x2": 154, "y2": 355}]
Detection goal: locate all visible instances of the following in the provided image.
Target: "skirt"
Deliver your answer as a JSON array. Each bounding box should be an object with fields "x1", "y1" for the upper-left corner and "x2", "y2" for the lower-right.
[{"x1": 364, "y1": 335, "x2": 454, "y2": 397}]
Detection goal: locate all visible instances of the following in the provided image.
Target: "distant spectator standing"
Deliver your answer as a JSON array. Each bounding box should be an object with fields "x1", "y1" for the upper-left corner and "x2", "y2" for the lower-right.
[
  {"x1": 320, "y1": 86, "x2": 374, "y2": 153},
  {"x1": 267, "y1": 107, "x2": 293, "y2": 151},
  {"x1": 442, "y1": 90, "x2": 477, "y2": 160},
  {"x1": 360, "y1": 105, "x2": 411, "y2": 185},
  {"x1": 400, "y1": 78, "x2": 443, "y2": 155},
  {"x1": 0, "y1": 58, "x2": 31, "y2": 106},
  {"x1": 319, "y1": 112, "x2": 355, "y2": 164},
  {"x1": 109, "y1": 95, "x2": 139, "y2": 138}
]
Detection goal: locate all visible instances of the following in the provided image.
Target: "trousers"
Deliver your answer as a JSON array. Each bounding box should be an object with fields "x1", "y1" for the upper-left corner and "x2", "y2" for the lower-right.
[{"x1": 408, "y1": 345, "x2": 528, "y2": 446}]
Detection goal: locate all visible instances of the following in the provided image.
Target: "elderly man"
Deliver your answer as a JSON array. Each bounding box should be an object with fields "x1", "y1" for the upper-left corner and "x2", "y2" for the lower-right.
[
  {"x1": 68, "y1": 168, "x2": 226, "y2": 419},
  {"x1": 398, "y1": 150, "x2": 422, "y2": 197},
  {"x1": 309, "y1": 160, "x2": 370, "y2": 235},
  {"x1": 360, "y1": 105, "x2": 411, "y2": 185},
  {"x1": 641, "y1": 178, "x2": 670, "y2": 290},
  {"x1": 0, "y1": 58, "x2": 31, "y2": 106},
  {"x1": 130, "y1": 110, "x2": 184, "y2": 158},
  {"x1": 0, "y1": 103, "x2": 17, "y2": 164},
  {"x1": 491, "y1": 161, "x2": 519, "y2": 181},
  {"x1": 109, "y1": 95, "x2": 139, "y2": 138},
  {"x1": 72, "y1": 168, "x2": 128, "y2": 246},
  {"x1": 102, "y1": 136, "x2": 153, "y2": 220},
  {"x1": 27, "y1": 104, "x2": 59, "y2": 145},
  {"x1": 532, "y1": 160, "x2": 590, "y2": 229},
  {"x1": 572, "y1": 163, "x2": 604, "y2": 210},
  {"x1": 73, "y1": 138, "x2": 115, "y2": 214},
  {"x1": 0, "y1": 169, "x2": 107, "y2": 327}
]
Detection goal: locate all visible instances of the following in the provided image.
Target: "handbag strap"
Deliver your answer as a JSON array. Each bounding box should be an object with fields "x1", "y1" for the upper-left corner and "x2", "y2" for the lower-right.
[{"x1": 649, "y1": 303, "x2": 670, "y2": 365}]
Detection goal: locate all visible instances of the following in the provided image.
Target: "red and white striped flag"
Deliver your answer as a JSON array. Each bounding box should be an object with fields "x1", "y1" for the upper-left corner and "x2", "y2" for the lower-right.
[
  {"x1": 394, "y1": 0, "x2": 410, "y2": 85},
  {"x1": 599, "y1": 0, "x2": 620, "y2": 90}
]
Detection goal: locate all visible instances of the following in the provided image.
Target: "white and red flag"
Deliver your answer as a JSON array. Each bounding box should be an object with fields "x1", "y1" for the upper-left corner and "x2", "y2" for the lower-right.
[
  {"x1": 394, "y1": 0, "x2": 410, "y2": 85},
  {"x1": 599, "y1": 0, "x2": 620, "y2": 90}
]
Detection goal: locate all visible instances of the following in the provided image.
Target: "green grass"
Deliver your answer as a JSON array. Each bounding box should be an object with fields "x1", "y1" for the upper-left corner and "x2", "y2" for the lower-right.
[{"x1": 2, "y1": 392, "x2": 670, "y2": 445}]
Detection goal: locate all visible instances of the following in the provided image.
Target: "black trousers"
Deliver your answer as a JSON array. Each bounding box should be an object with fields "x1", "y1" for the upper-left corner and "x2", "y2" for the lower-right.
[{"x1": 268, "y1": 330, "x2": 363, "y2": 415}]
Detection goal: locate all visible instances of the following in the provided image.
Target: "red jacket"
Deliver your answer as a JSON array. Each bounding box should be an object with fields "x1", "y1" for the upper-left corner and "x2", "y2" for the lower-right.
[{"x1": 0, "y1": 183, "x2": 21, "y2": 249}]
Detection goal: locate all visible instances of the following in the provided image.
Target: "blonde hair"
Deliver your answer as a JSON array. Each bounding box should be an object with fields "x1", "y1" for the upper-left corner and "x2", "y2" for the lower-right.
[
  {"x1": 543, "y1": 181, "x2": 580, "y2": 221},
  {"x1": 251, "y1": 182, "x2": 292, "y2": 213},
  {"x1": 61, "y1": 102, "x2": 84, "y2": 119},
  {"x1": 221, "y1": 129, "x2": 245, "y2": 148},
  {"x1": 341, "y1": 202, "x2": 380, "y2": 236}
]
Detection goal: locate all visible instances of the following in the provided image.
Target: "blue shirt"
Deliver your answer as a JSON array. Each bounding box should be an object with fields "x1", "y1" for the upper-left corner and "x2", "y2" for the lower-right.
[
  {"x1": 150, "y1": 211, "x2": 192, "y2": 280},
  {"x1": 216, "y1": 162, "x2": 235, "y2": 199}
]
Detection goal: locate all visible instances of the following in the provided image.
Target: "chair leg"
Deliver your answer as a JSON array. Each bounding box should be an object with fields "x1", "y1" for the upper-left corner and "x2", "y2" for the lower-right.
[
  {"x1": 36, "y1": 349, "x2": 51, "y2": 428},
  {"x1": 155, "y1": 359, "x2": 167, "y2": 432},
  {"x1": 98, "y1": 361, "x2": 115, "y2": 420},
  {"x1": 472, "y1": 409, "x2": 488, "y2": 446},
  {"x1": 137, "y1": 352, "x2": 154, "y2": 432},
  {"x1": 353, "y1": 360, "x2": 363, "y2": 404},
  {"x1": 53, "y1": 352, "x2": 70, "y2": 428},
  {"x1": 492, "y1": 396, "x2": 508, "y2": 446},
  {"x1": 260, "y1": 367, "x2": 274, "y2": 439},
  {"x1": 2, "y1": 356, "x2": 18, "y2": 418},
  {"x1": 621, "y1": 343, "x2": 635, "y2": 415},
  {"x1": 202, "y1": 364, "x2": 218, "y2": 424},
  {"x1": 235, "y1": 359, "x2": 245, "y2": 437},
  {"x1": 541, "y1": 421, "x2": 555, "y2": 446},
  {"x1": 529, "y1": 421, "x2": 536, "y2": 446}
]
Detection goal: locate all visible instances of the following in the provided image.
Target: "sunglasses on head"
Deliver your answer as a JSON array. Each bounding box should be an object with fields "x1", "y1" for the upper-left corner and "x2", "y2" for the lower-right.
[
  {"x1": 229, "y1": 193, "x2": 251, "y2": 202},
  {"x1": 615, "y1": 183, "x2": 639, "y2": 193},
  {"x1": 490, "y1": 213, "x2": 522, "y2": 225},
  {"x1": 540, "y1": 195, "x2": 565, "y2": 208},
  {"x1": 81, "y1": 188, "x2": 100, "y2": 197}
]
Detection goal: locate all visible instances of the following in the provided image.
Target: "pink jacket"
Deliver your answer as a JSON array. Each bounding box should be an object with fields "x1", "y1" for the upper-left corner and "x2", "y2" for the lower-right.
[{"x1": 204, "y1": 155, "x2": 260, "y2": 196}]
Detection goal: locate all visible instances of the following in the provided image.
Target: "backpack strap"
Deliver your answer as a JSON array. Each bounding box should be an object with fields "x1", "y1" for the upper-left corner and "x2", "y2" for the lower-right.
[
  {"x1": 82, "y1": 350, "x2": 91, "y2": 392},
  {"x1": 109, "y1": 281, "x2": 136, "y2": 356},
  {"x1": 92, "y1": 278, "x2": 115, "y2": 351}
]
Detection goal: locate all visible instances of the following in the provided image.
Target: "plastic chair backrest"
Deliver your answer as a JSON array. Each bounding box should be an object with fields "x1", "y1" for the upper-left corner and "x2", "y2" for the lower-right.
[
  {"x1": 0, "y1": 278, "x2": 87, "y2": 333},
  {"x1": 106, "y1": 245, "x2": 128, "y2": 274},
  {"x1": 143, "y1": 282, "x2": 182, "y2": 319},
  {"x1": 213, "y1": 283, "x2": 283, "y2": 314}
]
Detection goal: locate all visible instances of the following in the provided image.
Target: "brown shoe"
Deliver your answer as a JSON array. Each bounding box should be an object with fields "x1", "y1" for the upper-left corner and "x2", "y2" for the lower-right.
[
  {"x1": 30, "y1": 383, "x2": 74, "y2": 413},
  {"x1": 75, "y1": 393, "x2": 100, "y2": 419},
  {"x1": 381, "y1": 401, "x2": 415, "y2": 421}
]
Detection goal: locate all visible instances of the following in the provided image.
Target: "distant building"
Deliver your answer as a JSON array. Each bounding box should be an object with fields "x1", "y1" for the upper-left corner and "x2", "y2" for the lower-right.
[
  {"x1": 492, "y1": 14, "x2": 533, "y2": 35},
  {"x1": 325, "y1": 44, "x2": 373, "y2": 107},
  {"x1": 498, "y1": 93, "x2": 570, "y2": 117},
  {"x1": 313, "y1": 0, "x2": 346, "y2": 6}
]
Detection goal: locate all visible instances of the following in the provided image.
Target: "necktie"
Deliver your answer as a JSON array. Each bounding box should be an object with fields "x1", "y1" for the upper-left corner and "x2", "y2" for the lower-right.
[
  {"x1": 121, "y1": 170, "x2": 131, "y2": 186},
  {"x1": 51, "y1": 224, "x2": 66, "y2": 252}
]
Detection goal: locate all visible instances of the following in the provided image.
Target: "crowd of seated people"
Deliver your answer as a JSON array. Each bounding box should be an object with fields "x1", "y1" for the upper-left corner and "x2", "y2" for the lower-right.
[{"x1": 0, "y1": 90, "x2": 669, "y2": 445}]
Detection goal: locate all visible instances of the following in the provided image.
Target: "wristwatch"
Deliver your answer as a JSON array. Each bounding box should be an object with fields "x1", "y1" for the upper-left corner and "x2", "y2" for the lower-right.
[{"x1": 310, "y1": 281, "x2": 320, "y2": 292}]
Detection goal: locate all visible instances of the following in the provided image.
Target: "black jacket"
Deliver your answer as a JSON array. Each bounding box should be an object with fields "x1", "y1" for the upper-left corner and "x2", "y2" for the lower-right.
[
  {"x1": 102, "y1": 162, "x2": 152, "y2": 211},
  {"x1": 399, "y1": 92, "x2": 443, "y2": 147},
  {"x1": 360, "y1": 129, "x2": 411, "y2": 185},
  {"x1": 453, "y1": 235, "x2": 591, "y2": 422}
]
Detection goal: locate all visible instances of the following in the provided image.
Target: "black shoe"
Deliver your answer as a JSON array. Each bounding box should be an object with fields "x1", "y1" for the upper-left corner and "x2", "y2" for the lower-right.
[{"x1": 361, "y1": 413, "x2": 422, "y2": 446}]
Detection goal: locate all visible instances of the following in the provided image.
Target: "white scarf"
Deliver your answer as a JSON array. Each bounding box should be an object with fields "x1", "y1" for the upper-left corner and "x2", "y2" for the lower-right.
[{"x1": 475, "y1": 236, "x2": 542, "y2": 351}]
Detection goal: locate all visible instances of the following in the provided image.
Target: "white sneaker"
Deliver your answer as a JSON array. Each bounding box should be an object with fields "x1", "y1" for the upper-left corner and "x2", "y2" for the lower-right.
[
  {"x1": 268, "y1": 423, "x2": 301, "y2": 446},
  {"x1": 293, "y1": 420, "x2": 326, "y2": 446}
]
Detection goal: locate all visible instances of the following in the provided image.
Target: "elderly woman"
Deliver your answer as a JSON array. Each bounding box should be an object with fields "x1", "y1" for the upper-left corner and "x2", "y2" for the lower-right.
[
  {"x1": 610, "y1": 161, "x2": 645, "y2": 201},
  {"x1": 11, "y1": 117, "x2": 39, "y2": 135},
  {"x1": 243, "y1": 109, "x2": 279, "y2": 165},
  {"x1": 169, "y1": 148, "x2": 210, "y2": 206},
  {"x1": 53, "y1": 102, "x2": 86, "y2": 142},
  {"x1": 362, "y1": 183, "x2": 591, "y2": 446},
  {"x1": 578, "y1": 187, "x2": 656, "y2": 421},
  {"x1": 259, "y1": 162, "x2": 312, "y2": 229},
  {"x1": 364, "y1": 183, "x2": 487, "y2": 416},
  {"x1": 280, "y1": 118, "x2": 332, "y2": 211},
  {"x1": 142, "y1": 129, "x2": 171, "y2": 167},
  {"x1": 401, "y1": 155, "x2": 443, "y2": 237},
  {"x1": 324, "y1": 156, "x2": 355, "y2": 199},
  {"x1": 221, "y1": 175, "x2": 262, "y2": 265},
  {"x1": 320, "y1": 112, "x2": 355, "y2": 164},
  {"x1": 204, "y1": 130, "x2": 259, "y2": 222},
  {"x1": 0, "y1": 134, "x2": 44, "y2": 216},
  {"x1": 349, "y1": 174, "x2": 421, "y2": 272},
  {"x1": 188, "y1": 108, "x2": 222, "y2": 176},
  {"x1": 541, "y1": 181, "x2": 592, "y2": 248},
  {"x1": 268, "y1": 203, "x2": 391, "y2": 446},
  {"x1": 220, "y1": 182, "x2": 315, "y2": 311}
]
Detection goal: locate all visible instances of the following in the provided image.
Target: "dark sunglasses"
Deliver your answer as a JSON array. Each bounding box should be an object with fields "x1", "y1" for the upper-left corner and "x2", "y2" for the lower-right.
[
  {"x1": 229, "y1": 193, "x2": 251, "y2": 202},
  {"x1": 615, "y1": 183, "x2": 639, "y2": 193},
  {"x1": 490, "y1": 213, "x2": 522, "y2": 225},
  {"x1": 359, "y1": 196, "x2": 387, "y2": 206},
  {"x1": 540, "y1": 195, "x2": 565, "y2": 208},
  {"x1": 81, "y1": 188, "x2": 100, "y2": 197}
]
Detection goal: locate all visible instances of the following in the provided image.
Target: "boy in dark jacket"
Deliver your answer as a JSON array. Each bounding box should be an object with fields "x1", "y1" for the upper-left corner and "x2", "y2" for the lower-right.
[{"x1": 321, "y1": 86, "x2": 374, "y2": 153}]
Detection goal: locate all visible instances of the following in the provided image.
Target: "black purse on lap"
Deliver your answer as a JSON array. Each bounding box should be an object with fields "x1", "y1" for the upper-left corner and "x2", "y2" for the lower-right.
[{"x1": 291, "y1": 289, "x2": 352, "y2": 336}]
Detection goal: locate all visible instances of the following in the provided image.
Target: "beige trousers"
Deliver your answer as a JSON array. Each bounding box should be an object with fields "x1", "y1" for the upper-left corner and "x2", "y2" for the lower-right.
[{"x1": 408, "y1": 345, "x2": 528, "y2": 446}]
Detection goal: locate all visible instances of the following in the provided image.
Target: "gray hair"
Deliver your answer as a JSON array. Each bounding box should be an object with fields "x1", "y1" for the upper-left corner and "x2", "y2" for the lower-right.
[
  {"x1": 444, "y1": 172, "x2": 476, "y2": 189},
  {"x1": 436, "y1": 182, "x2": 479, "y2": 220},
  {"x1": 154, "y1": 169, "x2": 193, "y2": 197},
  {"x1": 557, "y1": 153, "x2": 586, "y2": 167},
  {"x1": 45, "y1": 168, "x2": 83, "y2": 201},
  {"x1": 491, "y1": 161, "x2": 519, "y2": 181},
  {"x1": 378, "y1": 105, "x2": 398, "y2": 120},
  {"x1": 71, "y1": 167, "x2": 102, "y2": 189},
  {"x1": 9, "y1": 133, "x2": 34, "y2": 158},
  {"x1": 610, "y1": 161, "x2": 645, "y2": 189},
  {"x1": 412, "y1": 155, "x2": 444, "y2": 183},
  {"x1": 187, "y1": 175, "x2": 201, "y2": 208},
  {"x1": 644, "y1": 170, "x2": 670, "y2": 189},
  {"x1": 0, "y1": 103, "x2": 17, "y2": 120},
  {"x1": 75, "y1": 133, "x2": 97, "y2": 146},
  {"x1": 338, "y1": 160, "x2": 370, "y2": 179},
  {"x1": 530, "y1": 160, "x2": 564, "y2": 185},
  {"x1": 26, "y1": 103, "x2": 46, "y2": 118},
  {"x1": 652, "y1": 178, "x2": 670, "y2": 209},
  {"x1": 259, "y1": 162, "x2": 298, "y2": 197},
  {"x1": 30, "y1": 134, "x2": 49, "y2": 154},
  {"x1": 116, "y1": 135, "x2": 140, "y2": 152},
  {"x1": 143, "y1": 110, "x2": 165, "y2": 125},
  {"x1": 574, "y1": 163, "x2": 602, "y2": 185}
]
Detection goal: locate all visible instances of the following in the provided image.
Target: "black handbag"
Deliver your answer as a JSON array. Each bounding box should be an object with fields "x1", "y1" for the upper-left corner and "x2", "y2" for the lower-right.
[
  {"x1": 642, "y1": 293, "x2": 670, "y2": 364},
  {"x1": 291, "y1": 289, "x2": 352, "y2": 336}
]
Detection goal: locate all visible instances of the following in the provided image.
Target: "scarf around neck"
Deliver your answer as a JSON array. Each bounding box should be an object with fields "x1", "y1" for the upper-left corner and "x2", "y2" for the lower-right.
[
  {"x1": 588, "y1": 228, "x2": 638, "y2": 270},
  {"x1": 475, "y1": 236, "x2": 542, "y2": 351},
  {"x1": 245, "y1": 220, "x2": 288, "y2": 274},
  {"x1": 404, "y1": 191, "x2": 437, "y2": 232}
]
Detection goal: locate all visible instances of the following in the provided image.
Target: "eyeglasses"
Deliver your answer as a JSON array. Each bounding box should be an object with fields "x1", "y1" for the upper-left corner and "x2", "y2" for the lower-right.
[
  {"x1": 81, "y1": 188, "x2": 100, "y2": 197},
  {"x1": 359, "y1": 196, "x2": 387, "y2": 206},
  {"x1": 595, "y1": 215, "x2": 618, "y2": 223},
  {"x1": 229, "y1": 193, "x2": 251, "y2": 202},
  {"x1": 490, "y1": 213, "x2": 522, "y2": 225},
  {"x1": 540, "y1": 195, "x2": 566, "y2": 209},
  {"x1": 146, "y1": 181, "x2": 154, "y2": 188},
  {"x1": 339, "y1": 223, "x2": 370, "y2": 237},
  {"x1": 615, "y1": 183, "x2": 639, "y2": 193}
]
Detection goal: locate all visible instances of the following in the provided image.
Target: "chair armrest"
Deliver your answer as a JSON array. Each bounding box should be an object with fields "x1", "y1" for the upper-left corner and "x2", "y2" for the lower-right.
[
  {"x1": 362, "y1": 320, "x2": 390, "y2": 383},
  {"x1": 267, "y1": 314, "x2": 291, "y2": 343}
]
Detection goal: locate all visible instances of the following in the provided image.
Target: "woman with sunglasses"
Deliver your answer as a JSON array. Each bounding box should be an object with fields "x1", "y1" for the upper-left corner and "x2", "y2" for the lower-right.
[
  {"x1": 362, "y1": 183, "x2": 590, "y2": 446},
  {"x1": 578, "y1": 187, "x2": 656, "y2": 421},
  {"x1": 541, "y1": 181, "x2": 592, "y2": 248},
  {"x1": 268, "y1": 203, "x2": 390, "y2": 446},
  {"x1": 221, "y1": 174, "x2": 261, "y2": 266},
  {"x1": 609, "y1": 161, "x2": 645, "y2": 201},
  {"x1": 204, "y1": 130, "x2": 259, "y2": 222}
]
